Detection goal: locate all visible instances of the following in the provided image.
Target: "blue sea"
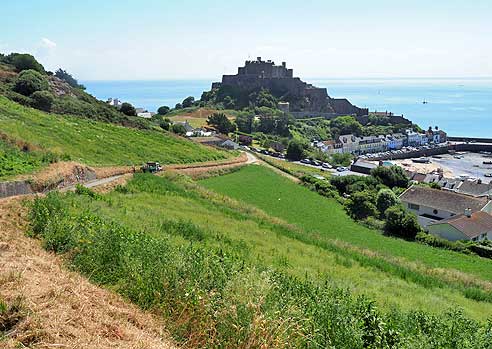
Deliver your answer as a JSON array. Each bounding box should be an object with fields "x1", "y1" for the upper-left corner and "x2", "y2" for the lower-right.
[{"x1": 82, "y1": 78, "x2": 492, "y2": 137}]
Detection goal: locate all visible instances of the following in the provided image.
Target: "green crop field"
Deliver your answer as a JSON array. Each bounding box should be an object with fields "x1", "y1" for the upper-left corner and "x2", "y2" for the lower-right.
[
  {"x1": 28, "y1": 173, "x2": 492, "y2": 347},
  {"x1": 0, "y1": 97, "x2": 229, "y2": 170},
  {"x1": 201, "y1": 165, "x2": 492, "y2": 288}
]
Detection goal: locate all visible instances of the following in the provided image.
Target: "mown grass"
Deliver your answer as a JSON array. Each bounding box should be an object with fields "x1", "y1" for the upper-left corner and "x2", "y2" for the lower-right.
[
  {"x1": 0, "y1": 97, "x2": 229, "y2": 168},
  {"x1": 27, "y1": 175, "x2": 492, "y2": 347},
  {"x1": 201, "y1": 165, "x2": 492, "y2": 282}
]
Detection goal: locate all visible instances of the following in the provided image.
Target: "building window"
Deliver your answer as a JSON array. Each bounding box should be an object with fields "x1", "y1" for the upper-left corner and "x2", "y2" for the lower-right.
[{"x1": 408, "y1": 203, "x2": 420, "y2": 210}]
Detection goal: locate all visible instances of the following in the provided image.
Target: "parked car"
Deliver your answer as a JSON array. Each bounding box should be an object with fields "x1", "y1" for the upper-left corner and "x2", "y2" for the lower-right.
[
  {"x1": 336, "y1": 166, "x2": 348, "y2": 172},
  {"x1": 322, "y1": 162, "x2": 332, "y2": 169},
  {"x1": 300, "y1": 158, "x2": 312, "y2": 164}
]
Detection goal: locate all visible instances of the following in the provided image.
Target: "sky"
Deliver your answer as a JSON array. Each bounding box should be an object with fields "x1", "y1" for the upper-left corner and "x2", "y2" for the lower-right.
[{"x1": 1, "y1": 0, "x2": 491, "y2": 80}]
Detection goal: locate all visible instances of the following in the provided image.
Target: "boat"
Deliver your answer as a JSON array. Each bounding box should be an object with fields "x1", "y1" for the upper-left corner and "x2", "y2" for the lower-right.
[
  {"x1": 422, "y1": 100, "x2": 428, "y2": 104},
  {"x1": 412, "y1": 157, "x2": 431, "y2": 164},
  {"x1": 483, "y1": 161, "x2": 492, "y2": 165},
  {"x1": 485, "y1": 173, "x2": 492, "y2": 178}
]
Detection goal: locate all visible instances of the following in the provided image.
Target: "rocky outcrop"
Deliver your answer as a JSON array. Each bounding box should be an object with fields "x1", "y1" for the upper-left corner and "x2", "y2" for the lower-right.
[{"x1": 213, "y1": 58, "x2": 368, "y2": 116}]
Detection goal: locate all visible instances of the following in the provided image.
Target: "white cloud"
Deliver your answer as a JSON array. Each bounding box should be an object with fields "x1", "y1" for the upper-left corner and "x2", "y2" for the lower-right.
[{"x1": 40, "y1": 37, "x2": 56, "y2": 49}]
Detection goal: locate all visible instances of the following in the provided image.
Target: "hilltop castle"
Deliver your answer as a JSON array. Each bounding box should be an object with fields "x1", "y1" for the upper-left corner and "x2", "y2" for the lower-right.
[{"x1": 211, "y1": 57, "x2": 368, "y2": 117}]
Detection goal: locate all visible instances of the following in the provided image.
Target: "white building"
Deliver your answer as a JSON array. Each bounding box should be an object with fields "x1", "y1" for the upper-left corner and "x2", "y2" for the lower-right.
[
  {"x1": 428, "y1": 211, "x2": 492, "y2": 242},
  {"x1": 399, "y1": 185, "x2": 492, "y2": 229},
  {"x1": 339, "y1": 134, "x2": 359, "y2": 154}
]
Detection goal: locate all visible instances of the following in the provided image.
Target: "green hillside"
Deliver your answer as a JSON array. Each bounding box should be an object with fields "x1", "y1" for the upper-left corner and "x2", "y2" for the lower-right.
[
  {"x1": 0, "y1": 97, "x2": 229, "y2": 178},
  {"x1": 29, "y1": 173, "x2": 492, "y2": 347}
]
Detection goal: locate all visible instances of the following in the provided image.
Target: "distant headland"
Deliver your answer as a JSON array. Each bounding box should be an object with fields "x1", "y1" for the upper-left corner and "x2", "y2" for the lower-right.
[{"x1": 208, "y1": 57, "x2": 368, "y2": 118}]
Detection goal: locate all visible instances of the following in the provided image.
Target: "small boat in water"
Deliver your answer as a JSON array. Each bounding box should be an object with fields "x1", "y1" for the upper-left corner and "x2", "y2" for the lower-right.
[
  {"x1": 413, "y1": 157, "x2": 431, "y2": 164},
  {"x1": 485, "y1": 173, "x2": 492, "y2": 178},
  {"x1": 483, "y1": 161, "x2": 492, "y2": 165}
]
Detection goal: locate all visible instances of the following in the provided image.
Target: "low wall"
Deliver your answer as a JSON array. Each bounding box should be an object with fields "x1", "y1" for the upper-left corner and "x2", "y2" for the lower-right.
[
  {"x1": 370, "y1": 146, "x2": 451, "y2": 161},
  {"x1": 448, "y1": 137, "x2": 492, "y2": 143},
  {"x1": 0, "y1": 181, "x2": 33, "y2": 198}
]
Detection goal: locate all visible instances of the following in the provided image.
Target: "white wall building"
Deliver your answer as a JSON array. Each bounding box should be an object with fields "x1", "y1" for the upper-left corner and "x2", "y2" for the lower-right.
[{"x1": 399, "y1": 185, "x2": 492, "y2": 229}]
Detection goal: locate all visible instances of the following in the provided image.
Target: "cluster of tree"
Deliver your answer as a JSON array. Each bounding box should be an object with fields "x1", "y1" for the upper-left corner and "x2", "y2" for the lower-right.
[
  {"x1": 206, "y1": 112, "x2": 235, "y2": 134},
  {"x1": 0, "y1": 53, "x2": 45, "y2": 73},
  {"x1": 329, "y1": 116, "x2": 363, "y2": 138},
  {"x1": 328, "y1": 167, "x2": 419, "y2": 239},
  {"x1": 54, "y1": 69, "x2": 85, "y2": 90},
  {"x1": 235, "y1": 107, "x2": 293, "y2": 137},
  {"x1": 200, "y1": 86, "x2": 279, "y2": 111}
]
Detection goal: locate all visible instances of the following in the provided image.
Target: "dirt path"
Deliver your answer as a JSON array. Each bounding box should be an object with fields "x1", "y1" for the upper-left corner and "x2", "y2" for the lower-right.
[{"x1": 0, "y1": 196, "x2": 176, "y2": 349}]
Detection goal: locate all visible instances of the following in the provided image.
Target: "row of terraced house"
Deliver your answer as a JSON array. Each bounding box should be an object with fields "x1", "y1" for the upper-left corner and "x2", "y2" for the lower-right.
[{"x1": 314, "y1": 128, "x2": 447, "y2": 155}]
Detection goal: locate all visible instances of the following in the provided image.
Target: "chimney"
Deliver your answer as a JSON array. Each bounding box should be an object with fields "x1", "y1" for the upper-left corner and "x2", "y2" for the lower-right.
[
  {"x1": 257, "y1": 56, "x2": 262, "y2": 61},
  {"x1": 465, "y1": 208, "x2": 472, "y2": 218},
  {"x1": 282, "y1": 62, "x2": 286, "y2": 68}
]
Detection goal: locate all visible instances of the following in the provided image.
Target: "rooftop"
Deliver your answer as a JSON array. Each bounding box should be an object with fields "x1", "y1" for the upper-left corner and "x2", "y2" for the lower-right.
[
  {"x1": 399, "y1": 185, "x2": 489, "y2": 215},
  {"x1": 430, "y1": 211, "x2": 492, "y2": 238}
]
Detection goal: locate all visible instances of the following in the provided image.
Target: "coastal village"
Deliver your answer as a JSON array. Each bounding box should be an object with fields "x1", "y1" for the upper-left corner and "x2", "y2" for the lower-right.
[{"x1": 100, "y1": 58, "x2": 492, "y2": 245}]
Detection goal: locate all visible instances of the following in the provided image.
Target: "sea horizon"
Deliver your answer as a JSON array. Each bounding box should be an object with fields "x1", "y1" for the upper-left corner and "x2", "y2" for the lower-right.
[{"x1": 83, "y1": 77, "x2": 492, "y2": 138}]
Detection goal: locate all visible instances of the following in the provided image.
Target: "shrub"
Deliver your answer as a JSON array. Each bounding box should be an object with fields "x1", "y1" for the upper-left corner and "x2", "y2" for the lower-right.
[
  {"x1": 371, "y1": 166, "x2": 409, "y2": 189},
  {"x1": 345, "y1": 190, "x2": 378, "y2": 219},
  {"x1": 12, "y1": 69, "x2": 49, "y2": 96},
  {"x1": 286, "y1": 139, "x2": 307, "y2": 161},
  {"x1": 120, "y1": 102, "x2": 136, "y2": 116},
  {"x1": 384, "y1": 206, "x2": 420, "y2": 239},
  {"x1": 171, "y1": 123, "x2": 186, "y2": 135},
  {"x1": 376, "y1": 188, "x2": 399, "y2": 217},
  {"x1": 157, "y1": 105, "x2": 170, "y2": 115},
  {"x1": 75, "y1": 184, "x2": 103, "y2": 200},
  {"x1": 182, "y1": 96, "x2": 195, "y2": 108},
  {"x1": 207, "y1": 112, "x2": 235, "y2": 134},
  {"x1": 8, "y1": 53, "x2": 45, "y2": 73},
  {"x1": 31, "y1": 90, "x2": 54, "y2": 111}
]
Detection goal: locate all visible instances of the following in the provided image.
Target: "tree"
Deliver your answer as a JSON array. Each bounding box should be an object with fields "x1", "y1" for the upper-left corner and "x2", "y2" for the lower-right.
[
  {"x1": 371, "y1": 166, "x2": 409, "y2": 189},
  {"x1": 159, "y1": 119, "x2": 171, "y2": 131},
  {"x1": 8, "y1": 53, "x2": 45, "y2": 73},
  {"x1": 223, "y1": 96, "x2": 235, "y2": 109},
  {"x1": 31, "y1": 91, "x2": 54, "y2": 111},
  {"x1": 120, "y1": 102, "x2": 136, "y2": 116},
  {"x1": 345, "y1": 190, "x2": 378, "y2": 220},
  {"x1": 330, "y1": 116, "x2": 363, "y2": 136},
  {"x1": 182, "y1": 96, "x2": 195, "y2": 108},
  {"x1": 171, "y1": 123, "x2": 186, "y2": 135},
  {"x1": 384, "y1": 206, "x2": 420, "y2": 239},
  {"x1": 376, "y1": 188, "x2": 399, "y2": 217},
  {"x1": 206, "y1": 112, "x2": 235, "y2": 134},
  {"x1": 54, "y1": 69, "x2": 85, "y2": 89},
  {"x1": 175, "y1": 103, "x2": 182, "y2": 110},
  {"x1": 13, "y1": 69, "x2": 49, "y2": 96},
  {"x1": 238, "y1": 135, "x2": 253, "y2": 146},
  {"x1": 286, "y1": 139, "x2": 307, "y2": 161},
  {"x1": 235, "y1": 112, "x2": 255, "y2": 134},
  {"x1": 157, "y1": 106, "x2": 170, "y2": 115},
  {"x1": 255, "y1": 89, "x2": 277, "y2": 108}
]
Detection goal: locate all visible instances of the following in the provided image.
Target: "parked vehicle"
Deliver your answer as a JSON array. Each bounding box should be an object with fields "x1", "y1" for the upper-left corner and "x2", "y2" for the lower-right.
[
  {"x1": 321, "y1": 162, "x2": 332, "y2": 169},
  {"x1": 336, "y1": 167, "x2": 348, "y2": 172},
  {"x1": 141, "y1": 162, "x2": 162, "y2": 173},
  {"x1": 300, "y1": 158, "x2": 312, "y2": 164}
]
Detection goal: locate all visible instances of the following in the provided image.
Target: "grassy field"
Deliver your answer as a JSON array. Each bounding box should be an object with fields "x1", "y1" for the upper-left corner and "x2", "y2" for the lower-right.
[
  {"x1": 201, "y1": 165, "x2": 492, "y2": 284},
  {"x1": 33, "y1": 172, "x2": 492, "y2": 320},
  {"x1": 257, "y1": 154, "x2": 331, "y2": 178},
  {"x1": 0, "y1": 97, "x2": 229, "y2": 168},
  {"x1": 27, "y1": 174, "x2": 492, "y2": 347},
  {"x1": 0, "y1": 139, "x2": 49, "y2": 179},
  {"x1": 166, "y1": 107, "x2": 237, "y2": 128}
]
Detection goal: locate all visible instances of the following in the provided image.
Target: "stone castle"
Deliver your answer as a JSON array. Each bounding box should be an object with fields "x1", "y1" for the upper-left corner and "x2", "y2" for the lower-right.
[{"x1": 212, "y1": 57, "x2": 368, "y2": 117}]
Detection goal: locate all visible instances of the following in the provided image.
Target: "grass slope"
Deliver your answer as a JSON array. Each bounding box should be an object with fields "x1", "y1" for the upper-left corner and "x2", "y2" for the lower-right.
[
  {"x1": 27, "y1": 174, "x2": 492, "y2": 347},
  {"x1": 38, "y1": 173, "x2": 492, "y2": 321},
  {"x1": 200, "y1": 165, "x2": 492, "y2": 282},
  {"x1": 0, "y1": 97, "x2": 228, "y2": 168}
]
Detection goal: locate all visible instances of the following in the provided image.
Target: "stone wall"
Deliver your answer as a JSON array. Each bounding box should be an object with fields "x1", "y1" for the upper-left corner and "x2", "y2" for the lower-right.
[{"x1": 0, "y1": 181, "x2": 33, "y2": 198}]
